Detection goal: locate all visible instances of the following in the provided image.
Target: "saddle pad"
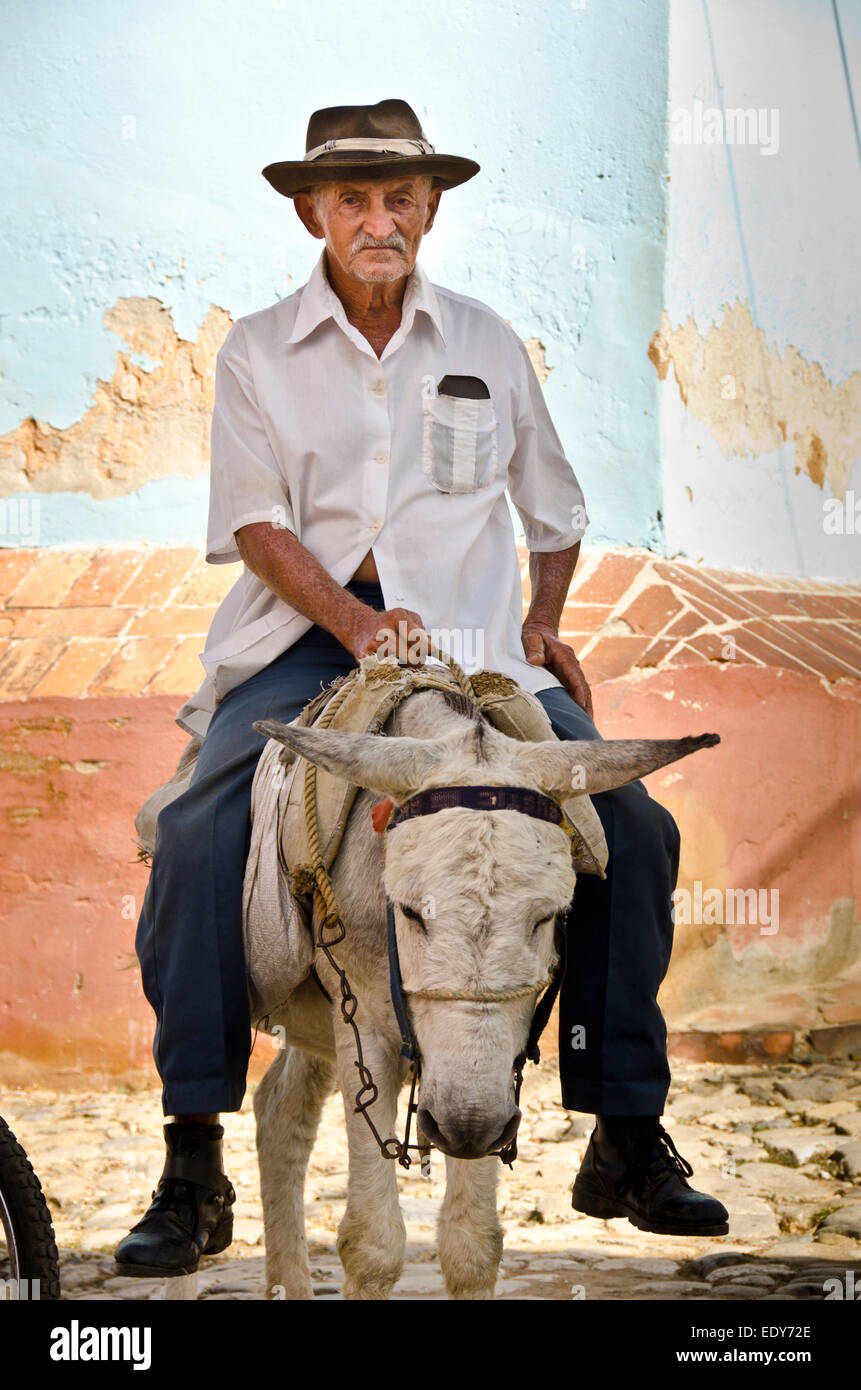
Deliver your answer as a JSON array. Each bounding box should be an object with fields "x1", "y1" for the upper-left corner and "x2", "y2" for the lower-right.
[
  {"x1": 150, "y1": 660, "x2": 610, "y2": 1024},
  {"x1": 243, "y1": 734, "x2": 314, "y2": 1022},
  {"x1": 282, "y1": 658, "x2": 609, "y2": 885},
  {"x1": 469, "y1": 675, "x2": 608, "y2": 878},
  {"x1": 134, "y1": 733, "x2": 203, "y2": 858}
]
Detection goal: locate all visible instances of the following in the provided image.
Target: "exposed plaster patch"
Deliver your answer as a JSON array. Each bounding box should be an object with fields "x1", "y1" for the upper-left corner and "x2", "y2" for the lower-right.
[
  {"x1": 0, "y1": 750, "x2": 51, "y2": 775},
  {"x1": 594, "y1": 615, "x2": 635, "y2": 639},
  {"x1": 523, "y1": 338, "x2": 551, "y2": 384},
  {"x1": 649, "y1": 300, "x2": 861, "y2": 500},
  {"x1": 15, "y1": 717, "x2": 72, "y2": 737},
  {"x1": 0, "y1": 299, "x2": 233, "y2": 499},
  {"x1": 504, "y1": 322, "x2": 551, "y2": 384},
  {"x1": 2, "y1": 304, "x2": 550, "y2": 500},
  {"x1": 664, "y1": 897, "x2": 861, "y2": 1022}
]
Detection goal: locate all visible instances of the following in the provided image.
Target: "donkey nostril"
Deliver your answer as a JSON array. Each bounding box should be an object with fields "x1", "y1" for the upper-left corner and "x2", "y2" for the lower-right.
[
  {"x1": 417, "y1": 1106, "x2": 474, "y2": 1155},
  {"x1": 417, "y1": 1106, "x2": 447, "y2": 1150},
  {"x1": 418, "y1": 1106, "x2": 521, "y2": 1158},
  {"x1": 491, "y1": 1111, "x2": 521, "y2": 1153}
]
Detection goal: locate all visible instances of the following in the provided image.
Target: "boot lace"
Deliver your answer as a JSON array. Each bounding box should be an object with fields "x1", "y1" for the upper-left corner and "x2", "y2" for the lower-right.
[{"x1": 615, "y1": 1123, "x2": 694, "y2": 1200}]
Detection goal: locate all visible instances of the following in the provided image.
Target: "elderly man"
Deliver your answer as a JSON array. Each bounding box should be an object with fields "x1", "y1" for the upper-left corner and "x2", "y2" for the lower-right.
[{"x1": 116, "y1": 99, "x2": 727, "y2": 1279}]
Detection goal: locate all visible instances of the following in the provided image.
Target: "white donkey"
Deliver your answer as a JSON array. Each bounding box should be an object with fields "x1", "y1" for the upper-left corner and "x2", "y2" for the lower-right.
[{"x1": 251, "y1": 689, "x2": 717, "y2": 1300}]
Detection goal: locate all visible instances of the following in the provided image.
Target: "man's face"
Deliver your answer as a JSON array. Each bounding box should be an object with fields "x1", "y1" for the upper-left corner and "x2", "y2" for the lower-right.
[{"x1": 295, "y1": 175, "x2": 441, "y2": 285}]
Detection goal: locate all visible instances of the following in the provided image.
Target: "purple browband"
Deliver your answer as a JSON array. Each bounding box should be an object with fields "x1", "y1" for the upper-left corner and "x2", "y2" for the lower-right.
[{"x1": 386, "y1": 785, "x2": 564, "y2": 829}]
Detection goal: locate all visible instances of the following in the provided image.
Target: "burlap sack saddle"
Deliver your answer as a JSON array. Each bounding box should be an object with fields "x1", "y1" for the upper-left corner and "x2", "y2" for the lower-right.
[{"x1": 135, "y1": 659, "x2": 608, "y2": 1023}]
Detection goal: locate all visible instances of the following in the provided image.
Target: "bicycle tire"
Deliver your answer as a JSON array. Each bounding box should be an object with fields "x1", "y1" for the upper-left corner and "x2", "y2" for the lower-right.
[{"x1": 0, "y1": 1115, "x2": 61, "y2": 1300}]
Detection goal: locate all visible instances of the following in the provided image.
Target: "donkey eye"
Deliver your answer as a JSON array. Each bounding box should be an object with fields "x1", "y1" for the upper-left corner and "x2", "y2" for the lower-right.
[
  {"x1": 399, "y1": 904, "x2": 427, "y2": 933},
  {"x1": 531, "y1": 913, "x2": 555, "y2": 935}
]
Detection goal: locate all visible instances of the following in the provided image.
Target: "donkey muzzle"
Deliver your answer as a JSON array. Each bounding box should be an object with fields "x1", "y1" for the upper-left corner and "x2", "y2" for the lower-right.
[{"x1": 417, "y1": 1105, "x2": 521, "y2": 1160}]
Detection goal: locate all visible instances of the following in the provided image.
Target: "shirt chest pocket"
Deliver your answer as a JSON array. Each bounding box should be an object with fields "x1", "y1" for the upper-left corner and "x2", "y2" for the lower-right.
[{"x1": 420, "y1": 376, "x2": 499, "y2": 494}]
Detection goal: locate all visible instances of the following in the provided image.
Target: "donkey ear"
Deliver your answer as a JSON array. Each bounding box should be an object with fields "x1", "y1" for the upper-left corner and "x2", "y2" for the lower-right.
[
  {"x1": 253, "y1": 720, "x2": 449, "y2": 800},
  {"x1": 509, "y1": 733, "x2": 720, "y2": 797}
]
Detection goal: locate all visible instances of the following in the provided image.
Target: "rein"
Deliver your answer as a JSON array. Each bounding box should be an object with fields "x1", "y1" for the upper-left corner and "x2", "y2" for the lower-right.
[{"x1": 302, "y1": 644, "x2": 570, "y2": 1170}]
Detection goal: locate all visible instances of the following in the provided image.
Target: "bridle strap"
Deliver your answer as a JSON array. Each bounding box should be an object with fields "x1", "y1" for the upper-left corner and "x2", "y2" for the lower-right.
[
  {"x1": 386, "y1": 899, "x2": 418, "y2": 1061},
  {"x1": 387, "y1": 784, "x2": 565, "y2": 829},
  {"x1": 523, "y1": 912, "x2": 568, "y2": 1065},
  {"x1": 384, "y1": 899, "x2": 568, "y2": 1069},
  {"x1": 380, "y1": 786, "x2": 574, "y2": 1164}
]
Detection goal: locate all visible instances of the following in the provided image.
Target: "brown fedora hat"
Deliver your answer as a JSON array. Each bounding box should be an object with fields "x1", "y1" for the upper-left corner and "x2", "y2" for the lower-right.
[{"x1": 262, "y1": 98, "x2": 479, "y2": 199}]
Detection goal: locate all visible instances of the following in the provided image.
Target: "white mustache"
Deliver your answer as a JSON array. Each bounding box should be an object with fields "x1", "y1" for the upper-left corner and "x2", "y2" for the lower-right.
[{"x1": 351, "y1": 234, "x2": 407, "y2": 253}]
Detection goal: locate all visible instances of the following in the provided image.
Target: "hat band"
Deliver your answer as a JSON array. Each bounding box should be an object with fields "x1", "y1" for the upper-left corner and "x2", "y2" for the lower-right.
[{"x1": 303, "y1": 136, "x2": 436, "y2": 162}]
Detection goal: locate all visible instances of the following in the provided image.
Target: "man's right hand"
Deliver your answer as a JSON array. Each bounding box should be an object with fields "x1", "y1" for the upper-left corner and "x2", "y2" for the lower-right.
[
  {"x1": 346, "y1": 606, "x2": 430, "y2": 666},
  {"x1": 233, "y1": 523, "x2": 430, "y2": 667}
]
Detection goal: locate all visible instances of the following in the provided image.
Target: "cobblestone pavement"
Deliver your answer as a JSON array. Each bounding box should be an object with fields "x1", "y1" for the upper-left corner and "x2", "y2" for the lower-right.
[{"x1": 2, "y1": 1057, "x2": 860, "y2": 1301}]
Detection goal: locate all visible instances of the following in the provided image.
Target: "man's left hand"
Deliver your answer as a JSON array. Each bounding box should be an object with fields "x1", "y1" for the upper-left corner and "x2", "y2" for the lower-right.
[{"x1": 522, "y1": 620, "x2": 593, "y2": 721}]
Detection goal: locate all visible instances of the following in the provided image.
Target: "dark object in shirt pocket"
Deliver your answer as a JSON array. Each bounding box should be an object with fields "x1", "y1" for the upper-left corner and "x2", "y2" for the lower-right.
[
  {"x1": 437, "y1": 374, "x2": 491, "y2": 400},
  {"x1": 422, "y1": 376, "x2": 498, "y2": 493}
]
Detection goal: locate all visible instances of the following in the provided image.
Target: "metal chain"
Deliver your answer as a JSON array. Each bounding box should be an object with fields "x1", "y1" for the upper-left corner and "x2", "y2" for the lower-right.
[
  {"x1": 301, "y1": 641, "x2": 538, "y2": 1170},
  {"x1": 303, "y1": 643, "x2": 461, "y2": 1168},
  {"x1": 312, "y1": 907, "x2": 419, "y2": 1166}
]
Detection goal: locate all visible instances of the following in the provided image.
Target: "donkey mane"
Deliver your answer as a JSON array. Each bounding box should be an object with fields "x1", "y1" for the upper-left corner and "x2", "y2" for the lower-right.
[
  {"x1": 438, "y1": 687, "x2": 490, "y2": 759},
  {"x1": 439, "y1": 687, "x2": 483, "y2": 721}
]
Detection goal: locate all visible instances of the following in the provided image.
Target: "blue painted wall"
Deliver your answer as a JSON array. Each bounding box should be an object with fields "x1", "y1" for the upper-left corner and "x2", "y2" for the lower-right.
[
  {"x1": 662, "y1": 0, "x2": 861, "y2": 581},
  {"x1": 0, "y1": 0, "x2": 669, "y2": 550}
]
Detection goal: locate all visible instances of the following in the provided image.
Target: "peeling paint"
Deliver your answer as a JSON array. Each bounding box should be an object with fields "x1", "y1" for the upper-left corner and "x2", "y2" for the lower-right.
[
  {"x1": 14, "y1": 717, "x2": 71, "y2": 737},
  {"x1": 0, "y1": 299, "x2": 232, "y2": 499},
  {"x1": 650, "y1": 300, "x2": 861, "y2": 500},
  {"x1": 0, "y1": 750, "x2": 51, "y2": 775},
  {"x1": 664, "y1": 896, "x2": 861, "y2": 1025},
  {"x1": 521, "y1": 336, "x2": 551, "y2": 385},
  {"x1": 0, "y1": 302, "x2": 553, "y2": 501}
]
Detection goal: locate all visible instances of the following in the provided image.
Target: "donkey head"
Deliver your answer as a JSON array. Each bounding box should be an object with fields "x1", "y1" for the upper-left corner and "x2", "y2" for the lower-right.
[{"x1": 255, "y1": 713, "x2": 718, "y2": 1159}]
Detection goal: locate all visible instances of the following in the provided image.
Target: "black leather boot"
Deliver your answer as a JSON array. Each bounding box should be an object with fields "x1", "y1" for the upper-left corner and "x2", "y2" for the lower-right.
[
  {"x1": 571, "y1": 1115, "x2": 729, "y2": 1236},
  {"x1": 114, "y1": 1122, "x2": 236, "y2": 1277}
]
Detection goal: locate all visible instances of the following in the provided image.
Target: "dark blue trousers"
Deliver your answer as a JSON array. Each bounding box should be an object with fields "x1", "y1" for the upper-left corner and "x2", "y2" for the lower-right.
[
  {"x1": 136, "y1": 581, "x2": 679, "y2": 1118},
  {"x1": 535, "y1": 689, "x2": 680, "y2": 1115}
]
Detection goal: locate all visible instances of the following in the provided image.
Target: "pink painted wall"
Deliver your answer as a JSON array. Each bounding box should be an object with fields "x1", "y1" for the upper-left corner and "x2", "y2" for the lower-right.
[
  {"x1": 1, "y1": 658, "x2": 858, "y2": 1076},
  {"x1": 0, "y1": 696, "x2": 183, "y2": 1075}
]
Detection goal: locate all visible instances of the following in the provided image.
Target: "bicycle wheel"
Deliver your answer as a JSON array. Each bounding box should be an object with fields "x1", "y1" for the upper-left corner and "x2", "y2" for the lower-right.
[{"x1": 0, "y1": 1115, "x2": 60, "y2": 1300}]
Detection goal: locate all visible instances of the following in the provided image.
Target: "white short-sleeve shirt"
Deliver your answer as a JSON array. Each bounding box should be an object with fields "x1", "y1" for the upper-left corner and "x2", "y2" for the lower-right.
[{"x1": 175, "y1": 248, "x2": 588, "y2": 736}]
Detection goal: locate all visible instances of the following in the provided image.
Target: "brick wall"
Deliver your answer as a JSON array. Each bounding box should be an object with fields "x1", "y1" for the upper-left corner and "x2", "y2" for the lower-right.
[
  {"x1": 2, "y1": 544, "x2": 860, "y2": 700},
  {"x1": 0, "y1": 544, "x2": 859, "y2": 1076}
]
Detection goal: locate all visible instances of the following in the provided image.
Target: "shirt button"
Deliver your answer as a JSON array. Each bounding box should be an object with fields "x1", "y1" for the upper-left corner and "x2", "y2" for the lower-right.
[
  {"x1": 373, "y1": 379, "x2": 387, "y2": 395},
  {"x1": 370, "y1": 521, "x2": 381, "y2": 533},
  {"x1": 374, "y1": 451, "x2": 388, "y2": 465}
]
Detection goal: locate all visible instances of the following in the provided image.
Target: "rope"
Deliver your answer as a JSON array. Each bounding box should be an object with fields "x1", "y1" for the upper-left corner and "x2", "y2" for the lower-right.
[
  {"x1": 305, "y1": 639, "x2": 472, "y2": 929},
  {"x1": 303, "y1": 672, "x2": 358, "y2": 928},
  {"x1": 300, "y1": 639, "x2": 545, "y2": 1166},
  {"x1": 406, "y1": 977, "x2": 553, "y2": 1003},
  {"x1": 426, "y1": 638, "x2": 473, "y2": 698}
]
